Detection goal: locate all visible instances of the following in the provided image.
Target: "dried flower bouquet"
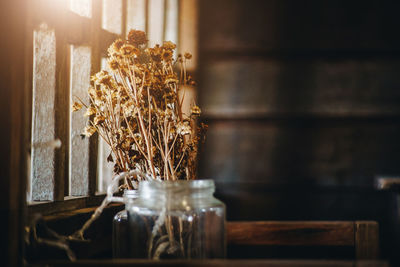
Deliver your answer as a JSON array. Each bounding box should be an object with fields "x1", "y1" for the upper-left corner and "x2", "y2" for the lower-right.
[
  {"x1": 71, "y1": 30, "x2": 209, "y2": 258},
  {"x1": 73, "y1": 29, "x2": 207, "y2": 188}
]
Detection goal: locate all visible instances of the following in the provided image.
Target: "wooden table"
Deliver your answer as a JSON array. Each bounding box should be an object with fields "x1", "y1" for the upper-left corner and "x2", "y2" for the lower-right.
[
  {"x1": 33, "y1": 206, "x2": 382, "y2": 264},
  {"x1": 29, "y1": 259, "x2": 390, "y2": 267}
]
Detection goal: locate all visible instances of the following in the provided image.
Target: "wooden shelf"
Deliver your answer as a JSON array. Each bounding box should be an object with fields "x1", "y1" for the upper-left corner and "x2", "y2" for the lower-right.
[{"x1": 29, "y1": 259, "x2": 390, "y2": 267}]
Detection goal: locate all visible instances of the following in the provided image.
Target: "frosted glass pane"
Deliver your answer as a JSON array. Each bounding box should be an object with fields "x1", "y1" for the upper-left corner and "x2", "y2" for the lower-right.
[
  {"x1": 101, "y1": 57, "x2": 111, "y2": 72},
  {"x1": 97, "y1": 137, "x2": 114, "y2": 193},
  {"x1": 97, "y1": 58, "x2": 114, "y2": 193},
  {"x1": 126, "y1": 0, "x2": 146, "y2": 34},
  {"x1": 164, "y1": 0, "x2": 178, "y2": 44},
  {"x1": 102, "y1": 0, "x2": 122, "y2": 34},
  {"x1": 179, "y1": 0, "x2": 198, "y2": 71},
  {"x1": 69, "y1": 45, "x2": 91, "y2": 196},
  {"x1": 69, "y1": 0, "x2": 92, "y2": 18},
  {"x1": 31, "y1": 23, "x2": 56, "y2": 201},
  {"x1": 148, "y1": 0, "x2": 165, "y2": 46}
]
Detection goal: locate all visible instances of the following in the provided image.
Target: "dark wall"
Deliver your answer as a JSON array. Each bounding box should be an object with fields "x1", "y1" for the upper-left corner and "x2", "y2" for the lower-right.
[
  {"x1": 0, "y1": 0, "x2": 28, "y2": 266},
  {"x1": 197, "y1": 0, "x2": 400, "y2": 260}
]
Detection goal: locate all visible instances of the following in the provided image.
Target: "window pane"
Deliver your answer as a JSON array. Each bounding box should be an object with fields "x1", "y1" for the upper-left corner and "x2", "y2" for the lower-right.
[
  {"x1": 148, "y1": 0, "x2": 165, "y2": 47},
  {"x1": 102, "y1": 0, "x2": 122, "y2": 34},
  {"x1": 31, "y1": 23, "x2": 57, "y2": 201},
  {"x1": 97, "y1": 58, "x2": 114, "y2": 193},
  {"x1": 126, "y1": 0, "x2": 146, "y2": 34},
  {"x1": 97, "y1": 137, "x2": 114, "y2": 193},
  {"x1": 179, "y1": 0, "x2": 198, "y2": 71},
  {"x1": 69, "y1": 0, "x2": 92, "y2": 18},
  {"x1": 164, "y1": 0, "x2": 178, "y2": 44},
  {"x1": 69, "y1": 45, "x2": 91, "y2": 196}
]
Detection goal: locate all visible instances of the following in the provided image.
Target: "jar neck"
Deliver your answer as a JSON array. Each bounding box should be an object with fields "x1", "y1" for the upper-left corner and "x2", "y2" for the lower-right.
[
  {"x1": 139, "y1": 180, "x2": 215, "y2": 201},
  {"x1": 123, "y1": 189, "x2": 139, "y2": 199}
]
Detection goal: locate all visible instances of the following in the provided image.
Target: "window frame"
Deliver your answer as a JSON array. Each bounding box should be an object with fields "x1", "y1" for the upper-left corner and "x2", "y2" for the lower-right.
[
  {"x1": 27, "y1": 0, "x2": 127, "y2": 215},
  {"x1": 27, "y1": 0, "x2": 193, "y2": 216}
]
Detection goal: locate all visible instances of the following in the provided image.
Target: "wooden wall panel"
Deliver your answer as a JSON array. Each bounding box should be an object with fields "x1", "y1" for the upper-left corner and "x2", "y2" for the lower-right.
[
  {"x1": 199, "y1": 0, "x2": 400, "y2": 52},
  {"x1": 198, "y1": 121, "x2": 400, "y2": 186},
  {"x1": 198, "y1": 0, "x2": 400, "y2": 262},
  {"x1": 213, "y1": 183, "x2": 394, "y2": 222},
  {"x1": 200, "y1": 59, "x2": 400, "y2": 117},
  {"x1": 213, "y1": 184, "x2": 394, "y2": 259}
]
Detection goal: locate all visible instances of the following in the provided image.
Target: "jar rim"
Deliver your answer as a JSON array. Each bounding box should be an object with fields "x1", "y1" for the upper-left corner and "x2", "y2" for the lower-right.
[
  {"x1": 123, "y1": 189, "x2": 139, "y2": 198},
  {"x1": 139, "y1": 179, "x2": 215, "y2": 193}
]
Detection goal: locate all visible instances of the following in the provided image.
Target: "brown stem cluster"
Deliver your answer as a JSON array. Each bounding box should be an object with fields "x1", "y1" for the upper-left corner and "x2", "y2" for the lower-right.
[{"x1": 73, "y1": 30, "x2": 207, "y2": 188}]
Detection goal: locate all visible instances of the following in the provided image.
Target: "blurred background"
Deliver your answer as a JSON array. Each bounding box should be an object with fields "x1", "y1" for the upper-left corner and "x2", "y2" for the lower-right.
[{"x1": 196, "y1": 0, "x2": 400, "y2": 261}]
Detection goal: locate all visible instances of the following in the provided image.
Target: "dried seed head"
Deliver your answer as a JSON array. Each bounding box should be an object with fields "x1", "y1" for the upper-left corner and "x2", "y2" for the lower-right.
[
  {"x1": 177, "y1": 121, "x2": 191, "y2": 136},
  {"x1": 121, "y1": 44, "x2": 139, "y2": 57},
  {"x1": 190, "y1": 105, "x2": 201, "y2": 116},
  {"x1": 72, "y1": 102, "x2": 83, "y2": 112},
  {"x1": 83, "y1": 126, "x2": 96, "y2": 137},
  {"x1": 108, "y1": 38, "x2": 125, "y2": 56},
  {"x1": 84, "y1": 106, "x2": 96, "y2": 117},
  {"x1": 162, "y1": 41, "x2": 176, "y2": 50},
  {"x1": 147, "y1": 46, "x2": 162, "y2": 62},
  {"x1": 162, "y1": 50, "x2": 173, "y2": 61},
  {"x1": 108, "y1": 59, "x2": 119, "y2": 71},
  {"x1": 164, "y1": 76, "x2": 179, "y2": 85},
  {"x1": 94, "y1": 115, "x2": 106, "y2": 125},
  {"x1": 184, "y1": 52, "x2": 192, "y2": 60},
  {"x1": 127, "y1": 30, "x2": 147, "y2": 47}
]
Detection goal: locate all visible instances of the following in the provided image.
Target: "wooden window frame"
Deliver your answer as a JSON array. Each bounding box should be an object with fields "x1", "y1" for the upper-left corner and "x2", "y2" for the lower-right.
[
  {"x1": 27, "y1": 0, "x2": 128, "y2": 215},
  {"x1": 27, "y1": 0, "x2": 192, "y2": 216}
]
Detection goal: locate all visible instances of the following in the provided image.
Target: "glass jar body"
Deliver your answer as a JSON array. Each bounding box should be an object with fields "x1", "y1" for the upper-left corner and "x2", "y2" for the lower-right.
[
  {"x1": 112, "y1": 190, "x2": 138, "y2": 258},
  {"x1": 127, "y1": 180, "x2": 226, "y2": 259}
]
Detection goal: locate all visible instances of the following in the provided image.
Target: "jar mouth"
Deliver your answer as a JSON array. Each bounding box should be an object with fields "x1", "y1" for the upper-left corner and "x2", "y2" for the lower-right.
[
  {"x1": 123, "y1": 189, "x2": 139, "y2": 198},
  {"x1": 139, "y1": 179, "x2": 215, "y2": 196}
]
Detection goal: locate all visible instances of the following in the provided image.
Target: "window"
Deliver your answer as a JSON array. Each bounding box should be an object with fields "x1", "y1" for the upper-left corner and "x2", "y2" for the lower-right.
[{"x1": 27, "y1": 0, "x2": 197, "y2": 215}]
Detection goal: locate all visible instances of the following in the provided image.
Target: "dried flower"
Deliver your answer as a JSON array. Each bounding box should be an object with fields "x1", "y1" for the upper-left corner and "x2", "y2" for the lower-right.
[
  {"x1": 108, "y1": 39, "x2": 125, "y2": 56},
  {"x1": 77, "y1": 29, "x2": 206, "y2": 187},
  {"x1": 99, "y1": 74, "x2": 112, "y2": 87},
  {"x1": 108, "y1": 59, "x2": 119, "y2": 71},
  {"x1": 121, "y1": 44, "x2": 139, "y2": 57},
  {"x1": 161, "y1": 50, "x2": 173, "y2": 61},
  {"x1": 177, "y1": 121, "x2": 191, "y2": 136},
  {"x1": 147, "y1": 46, "x2": 162, "y2": 62},
  {"x1": 94, "y1": 115, "x2": 106, "y2": 125},
  {"x1": 190, "y1": 105, "x2": 201, "y2": 116},
  {"x1": 83, "y1": 126, "x2": 96, "y2": 137},
  {"x1": 164, "y1": 74, "x2": 179, "y2": 85},
  {"x1": 72, "y1": 102, "x2": 83, "y2": 112},
  {"x1": 184, "y1": 52, "x2": 192, "y2": 60},
  {"x1": 84, "y1": 106, "x2": 96, "y2": 116},
  {"x1": 127, "y1": 30, "x2": 147, "y2": 47},
  {"x1": 162, "y1": 41, "x2": 176, "y2": 50}
]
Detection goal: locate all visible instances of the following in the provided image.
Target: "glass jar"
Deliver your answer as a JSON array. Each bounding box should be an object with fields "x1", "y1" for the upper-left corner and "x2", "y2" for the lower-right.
[
  {"x1": 127, "y1": 180, "x2": 226, "y2": 259},
  {"x1": 112, "y1": 190, "x2": 139, "y2": 258}
]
